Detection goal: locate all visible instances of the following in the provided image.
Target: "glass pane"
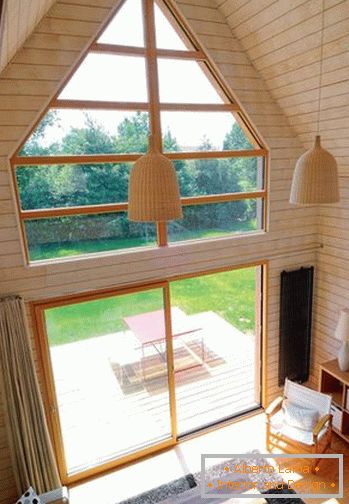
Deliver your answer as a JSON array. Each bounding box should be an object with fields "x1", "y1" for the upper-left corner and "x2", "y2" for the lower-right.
[
  {"x1": 98, "y1": 0, "x2": 144, "y2": 47},
  {"x1": 45, "y1": 288, "x2": 172, "y2": 474},
  {"x1": 174, "y1": 158, "x2": 264, "y2": 197},
  {"x1": 154, "y1": 3, "x2": 192, "y2": 51},
  {"x1": 19, "y1": 110, "x2": 149, "y2": 156},
  {"x1": 170, "y1": 267, "x2": 259, "y2": 434},
  {"x1": 25, "y1": 213, "x2": 156, "y2": 261},
  {"x1": 59, "y1": 54, "x2": 147, "y2": 102},
  {"x1": 16, "y1": 164, "x2": 131, "y2": 210},
  {"x1": 168, "y1": 199, "x2": 262, "y2": 243},
  {"x1": 161, "y1": 112, "x2": 253, "y2": 152},
  {"x1": 158, "y1": 59, "x2": 224, "y2": 104}
]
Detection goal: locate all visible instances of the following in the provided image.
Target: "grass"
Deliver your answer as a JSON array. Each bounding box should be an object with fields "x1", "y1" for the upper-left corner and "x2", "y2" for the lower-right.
[
  {"x1": 45, "y1": 289, "x2": 164, "y2": 346},
  {"x1": 29, "y1": 236, "x2": 156, "y2": 261},
  {"x1": 29, "y1": 221, "x2": 257, "y2": 261},
  {"x1": 45, "y1": 267, "x2": 257, "y2": 346},
  {"x1": 170, "y1": 268, "x2": 256, "y2": 334}
]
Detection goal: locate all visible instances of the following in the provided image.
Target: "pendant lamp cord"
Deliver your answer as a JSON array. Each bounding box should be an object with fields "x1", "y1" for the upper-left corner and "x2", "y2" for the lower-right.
[{"x1": 317, "y1": 0, "x2": 325, "y2": 135}]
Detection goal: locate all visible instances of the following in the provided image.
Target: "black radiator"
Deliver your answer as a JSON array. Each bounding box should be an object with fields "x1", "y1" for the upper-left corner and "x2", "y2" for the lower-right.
[{"x1": 278, "y1": 266, "x2": 314, "y2": 386}]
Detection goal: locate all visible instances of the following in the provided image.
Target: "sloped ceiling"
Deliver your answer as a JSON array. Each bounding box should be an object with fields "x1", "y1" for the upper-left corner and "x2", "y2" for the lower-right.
[
  {"x1": 0, "y1": 0, "x2": 56, "y2": 72},
  {"x1": 214, "y1": 0, "x2": 349, "y2": 171}
]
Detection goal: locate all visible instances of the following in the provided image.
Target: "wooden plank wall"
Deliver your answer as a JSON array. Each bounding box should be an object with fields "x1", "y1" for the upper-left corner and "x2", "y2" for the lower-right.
[
  {"x1": 0, "y1": 0, "x2": 57, "y2": 73},
  {"x1": 215, "y1": 0, "x2": 349, "y2": 389},
  {"x1": 0, "y1": 0, "x2": 320, "y2": 501}
]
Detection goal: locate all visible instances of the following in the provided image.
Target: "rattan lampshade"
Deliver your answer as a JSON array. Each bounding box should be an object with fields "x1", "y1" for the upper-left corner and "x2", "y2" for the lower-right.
[
  {"x1": 290, "y1": 0, "x2": 339, "y2": 205},
  {"x1": 128, "y1": 141, "x2": 183, "y2": 222},
  {"x1": 289, "y1": 135, "x2": 339, "y2": 205}
]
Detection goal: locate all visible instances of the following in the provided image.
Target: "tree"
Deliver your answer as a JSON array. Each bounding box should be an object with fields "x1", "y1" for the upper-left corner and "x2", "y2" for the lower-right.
[
  {"x1": 17, "y1": 111, "x2": 62, "y2": 210},
  {"x1": 223, "y1": 122, "x2": 259, "y2": 221},
  {"x1": 223, "y1": 122, "x2": 253, "y2": 151},
  {"x1": 115, "y1": 111, "x2": 149, "y2": 153},
  {"x1": 19, "y1": 110, "x2": 60, "y2": 156},
  {"x1": 60, "y1": 114, "x2": 129, "y2": 206},
  {"x1": 223, "y1": 122, "x2": 258, "y2": 193},
  {"x1": 18, "y1": 110, "x2": 258, "y2": 253},
  {"x1": 61, "y1": 114, "x2": 115, "y2": 155},
  {"x1": 163, "y1": 129, "x2": 195, "y2": 197}
]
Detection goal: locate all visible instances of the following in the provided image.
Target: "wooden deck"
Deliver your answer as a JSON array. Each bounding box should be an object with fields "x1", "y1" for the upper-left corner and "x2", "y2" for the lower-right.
[{"x1": 50, "y1": 311, "x2": 259, "y2": 475}]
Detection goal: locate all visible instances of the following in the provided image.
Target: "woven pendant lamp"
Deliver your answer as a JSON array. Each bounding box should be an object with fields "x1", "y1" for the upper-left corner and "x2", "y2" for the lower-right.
[
  {"x1": 290, "y1": 0, "x2": 339, "y2": 205},
  {"x1": 128, "y1": 137, "x2": 183, "y2": 222},
  {"x1": 290, "y1": 135, "x2": 339, "y2": 204}
]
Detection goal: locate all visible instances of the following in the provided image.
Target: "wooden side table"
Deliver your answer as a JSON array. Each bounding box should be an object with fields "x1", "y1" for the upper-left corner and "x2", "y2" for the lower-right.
[{"x1": 319, "y1": 359, "x2": 349, "y2": 443}]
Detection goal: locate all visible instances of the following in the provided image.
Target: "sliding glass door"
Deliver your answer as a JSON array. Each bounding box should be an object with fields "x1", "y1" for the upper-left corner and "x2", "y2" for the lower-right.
[
  {"x1": 170, "y1": 266, "x2": 261, "y2": 435},
  {"x1": 40, "y1": 284, "x2": 175, "y2": 480},
  {"x1": 35, "y1": 264, "x2": 263, "y2": 482}
]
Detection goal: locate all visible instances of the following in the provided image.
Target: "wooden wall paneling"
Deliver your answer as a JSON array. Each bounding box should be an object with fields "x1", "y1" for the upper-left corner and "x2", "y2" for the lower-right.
[
  {"x1": 0, "y1": 0, "x2": 57, "y2": 72},
  {"x1": 0, "y1": 0, "x2": 329, "y2": 498}
]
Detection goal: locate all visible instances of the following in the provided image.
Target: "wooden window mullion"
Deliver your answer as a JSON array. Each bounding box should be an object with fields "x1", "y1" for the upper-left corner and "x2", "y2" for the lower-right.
[
  {"x1": 11, "y1": 0, "x2": 268, "y2": 263},
  {"x1": 143, "y1": 0, "x2": 162, "y2": 152},
  {"x1": 143, "y1": 0, "x2": 168, "y2": 246},
  {"x1": 20, "y1": 191, "x2": 266, "y2": 219}
]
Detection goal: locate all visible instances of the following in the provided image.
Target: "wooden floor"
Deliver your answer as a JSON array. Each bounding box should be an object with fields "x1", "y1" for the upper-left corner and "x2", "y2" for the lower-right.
[
  {"x1": 68, "y1": 412, "x2": 349, "y2": 503},
  {"x1": 303, "y1": 432, "x2": 349, "y2": 504},
  {"x1": 50, "y1": 311, "x2": 259, "y2": 475}
]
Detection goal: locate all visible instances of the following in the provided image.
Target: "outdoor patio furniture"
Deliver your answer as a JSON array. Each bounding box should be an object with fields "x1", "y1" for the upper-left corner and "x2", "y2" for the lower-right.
[
  {"x1": 124, "y1": 307, "x2": 204, "y2": 380},
  {"x1": 110, "y1": 341, "x2": 144, "y2": 389}
]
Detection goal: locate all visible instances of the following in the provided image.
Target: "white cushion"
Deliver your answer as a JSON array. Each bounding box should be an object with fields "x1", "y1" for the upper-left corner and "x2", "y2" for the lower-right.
[
  {"x1": 270, "y1": 410, "x2": 327, "y2": 446},
  {"x1": 282, "y1": 399, "x2": 319, "y2": 431},
  {"x1": 16, "y1": 487, "x2": 42, "y2": 504},
  {"x1": 284, "y1": 379, "x2": 332, "y2": 417}
]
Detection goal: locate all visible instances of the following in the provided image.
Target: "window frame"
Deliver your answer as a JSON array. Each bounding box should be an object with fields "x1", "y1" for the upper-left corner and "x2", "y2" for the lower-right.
[
  {"x1": 10, "y1": 0, "x2": 268, "y2": 264},
  {"x1": 32, "y1": 260, "x2": 267, "y2": 483}
]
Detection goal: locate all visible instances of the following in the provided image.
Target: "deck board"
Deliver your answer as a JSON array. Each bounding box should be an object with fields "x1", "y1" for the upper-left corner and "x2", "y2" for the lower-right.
[{"x1": 50, "y1": 312, "x2": 258, "y2": 474}]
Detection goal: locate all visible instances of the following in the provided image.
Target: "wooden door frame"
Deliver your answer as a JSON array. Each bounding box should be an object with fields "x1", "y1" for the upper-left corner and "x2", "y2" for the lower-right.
[
  {"x1": 166, "y1": 260, "x2": 268, "y2": 410},
  {"x1": 31, "y1": 260, "x2": 268, "y2": 485},
  {"x1": 32, "y1": 280, "x2": 178, "y2": 484}
]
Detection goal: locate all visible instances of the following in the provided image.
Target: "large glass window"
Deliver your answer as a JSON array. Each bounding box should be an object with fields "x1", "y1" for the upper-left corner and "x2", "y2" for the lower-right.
[
  {"x1": 43, "y1": 287, "x2": 173, "y2": 476},
  {"x1": 12, "y1": 0, "x2": 267, "y2": 263},
  {"x1": 170, "y1": 266, "x2": 261, "y2": 435},
  {"x1": 24, "y1": 214, "x2": 156, "y2": 261},
  {"x1": 36, "y1": 264, "x2": 262, "y2": 480},
  {"x1": 168, "y1": 200, "x2": 262, "y2": 243},
  {"x1": 98, "y1": 0, "x2": 144, "y2": 47},
  {"x1": 20, "y1": 110, "x2": 150, "y2": 156},
  {"x1": 161, "y1": 112, "x2": 253, "y2": 152}
]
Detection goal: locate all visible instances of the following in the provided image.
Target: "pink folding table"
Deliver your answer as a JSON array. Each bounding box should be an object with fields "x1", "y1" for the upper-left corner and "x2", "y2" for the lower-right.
[{"x1": 124, "y1": 307, "x2": 204, "y2": 378}]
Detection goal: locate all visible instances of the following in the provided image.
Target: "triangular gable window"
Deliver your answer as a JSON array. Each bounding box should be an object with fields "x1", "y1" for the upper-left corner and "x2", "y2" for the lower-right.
[
  {"x1": 154, "y1": 2, "x2": 193, "y2": 50},
  {"x1": 98, "y1": 0, "x2": 145, "y2": 47},
  {"x1": 13, "y1": 0, "x2": 267, "y2": 263}
]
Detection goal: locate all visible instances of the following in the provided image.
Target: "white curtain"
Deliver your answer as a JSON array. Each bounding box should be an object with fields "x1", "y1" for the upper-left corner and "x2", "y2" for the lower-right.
[{"x1": 0, "y1": 296, "x2": 61, "y2": 494}]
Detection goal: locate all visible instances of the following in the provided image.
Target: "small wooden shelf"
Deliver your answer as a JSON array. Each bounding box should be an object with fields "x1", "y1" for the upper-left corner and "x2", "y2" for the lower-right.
[
  {"x1": 319, "y1": 359, "x2": 349, "y2": 442},
  {"x1": 320, "y1": 359, "x2": 349, "y2": 385},
  {"x1": 332, "y1": 426, "x2": 349, "y2": 443},
  {"x1": 331, "y1": 389, "x2": 343, "y2": 408}
]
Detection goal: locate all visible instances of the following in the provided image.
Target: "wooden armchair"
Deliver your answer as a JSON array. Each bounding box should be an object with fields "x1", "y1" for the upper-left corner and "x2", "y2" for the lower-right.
[{"x1": 266, "y1": 379, "x2": 332, "y2": 473}]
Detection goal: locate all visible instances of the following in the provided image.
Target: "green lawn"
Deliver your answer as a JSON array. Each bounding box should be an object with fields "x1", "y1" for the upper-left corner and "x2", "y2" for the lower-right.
[
  {"x1": 170, "y1": 268, "x2": 256, "y2": 334},
  {"x1": 45, "y1": 267, "x2": 257, "y2": 346},
  {"x1": 29, "y1": 236, "x2": 156, "y2": 261},
  {"x1": 29, "y1": 221, "x2": 257, "y2": 261}
]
